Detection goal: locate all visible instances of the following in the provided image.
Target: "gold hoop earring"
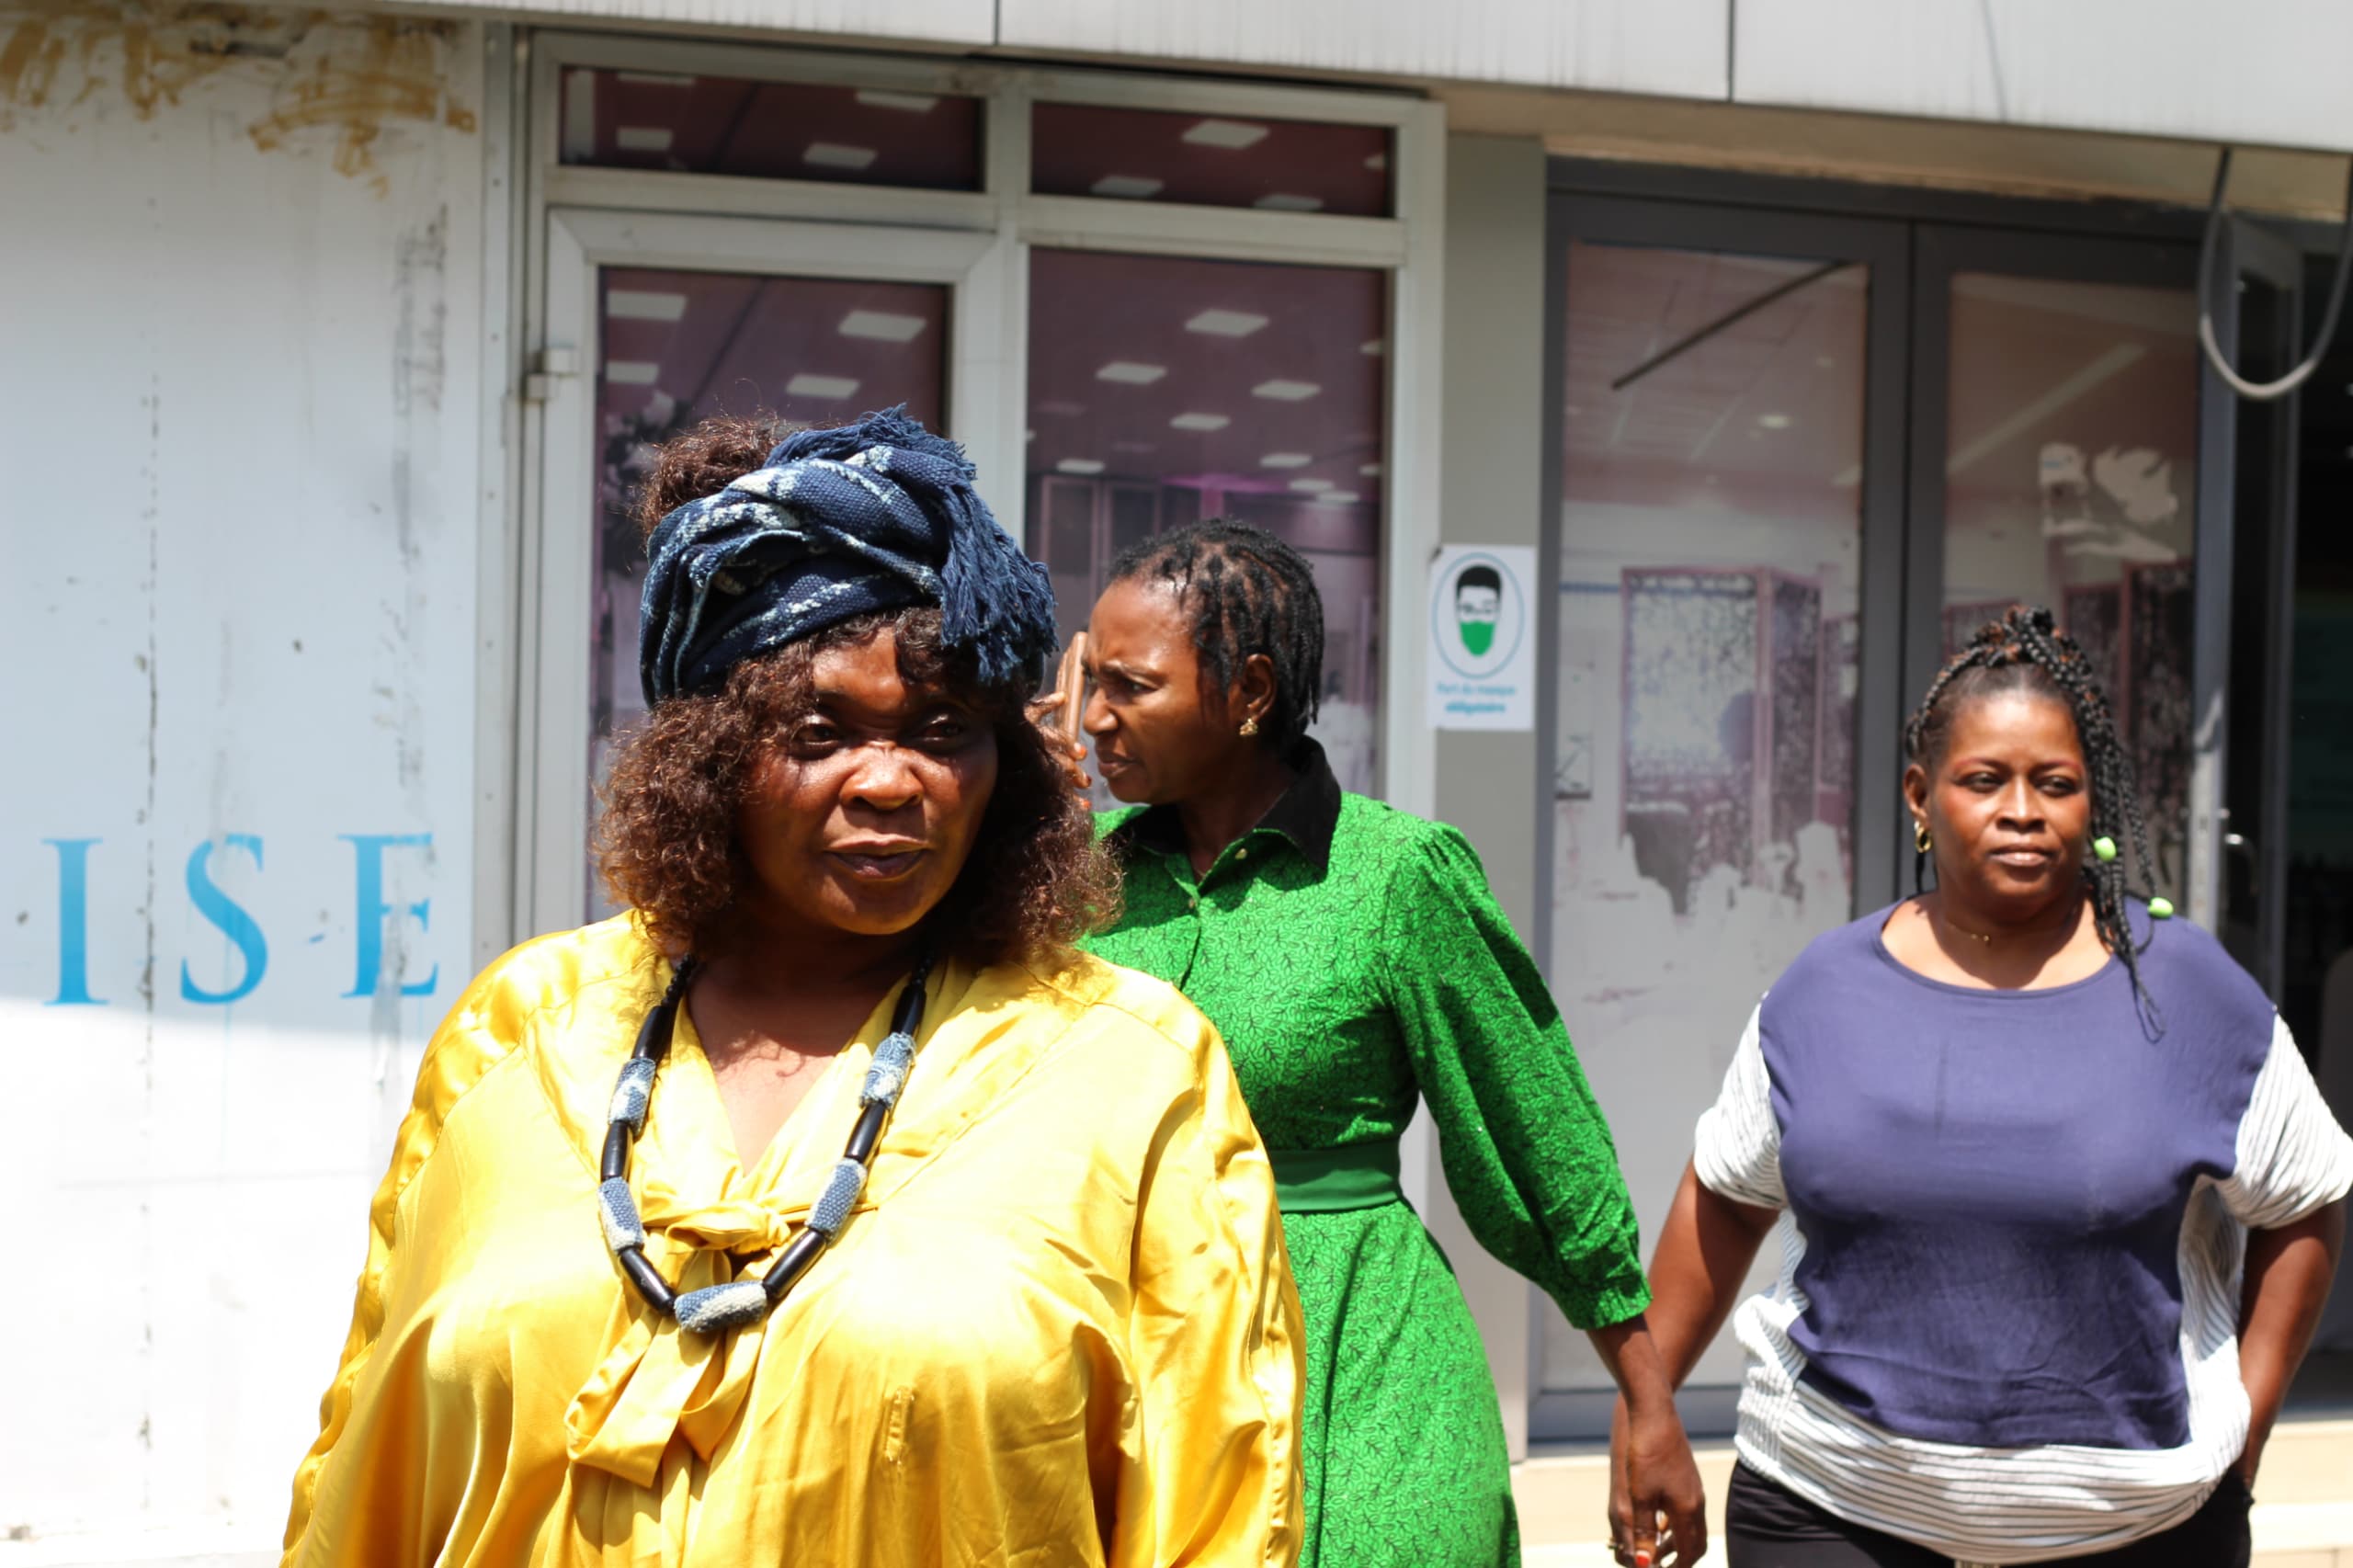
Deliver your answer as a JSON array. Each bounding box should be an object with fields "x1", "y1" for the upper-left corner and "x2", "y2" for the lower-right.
[
  {"x1": 1914, "y1": 820, "x2": 1933, "y2": 854},
  {"x1": 1239, "y1": 716, "x2": 1261, "y2": 738}
]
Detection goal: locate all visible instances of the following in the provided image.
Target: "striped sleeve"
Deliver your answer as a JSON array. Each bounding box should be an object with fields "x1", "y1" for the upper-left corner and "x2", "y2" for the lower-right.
[
  {"x1": 2217, "y1": 1016, "x2": 2353, "y2": 1230},
  {"x1": 1693, "y1": 1003, "x2": 1784, "y2": 1209}
]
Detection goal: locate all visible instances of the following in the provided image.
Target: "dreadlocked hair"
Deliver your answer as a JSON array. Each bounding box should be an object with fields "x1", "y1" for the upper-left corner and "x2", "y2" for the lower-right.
[
  {"x1": 1905, "y1": 603, "x2": 2165, "y2": 1037},
  {"x1": 1107, "y1": 519, "x2": 1324, "y2": 749}
]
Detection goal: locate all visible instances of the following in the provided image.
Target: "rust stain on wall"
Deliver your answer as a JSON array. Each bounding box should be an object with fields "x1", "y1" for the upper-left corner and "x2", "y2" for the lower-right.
[
  {"x1": 248, "y1": 14, "x2": 474, "y2": 192},
  {"x1": 1, "y1": 3, "x2": 301, "y2": 119},
  {"x1": 0, "y1": 2, "x2": 474, "y2": 191}
]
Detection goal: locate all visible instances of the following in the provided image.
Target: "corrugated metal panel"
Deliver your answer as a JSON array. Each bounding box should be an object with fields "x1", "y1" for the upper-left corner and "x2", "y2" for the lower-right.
[
  {"x1": 426, "y1": 0, "x2": 994, "y2": 44},
  {"x1": 1736, "y1": 0, "x2": 2353, "y2": 154},
  {"x1": 996, "y1": 0, "x2": 1730, "y2": 99}
]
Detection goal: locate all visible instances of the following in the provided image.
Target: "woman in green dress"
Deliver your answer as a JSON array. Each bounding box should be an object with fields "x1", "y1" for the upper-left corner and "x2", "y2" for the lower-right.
[{"x1": 1054, "y1": 521, "x2": 1704, "y2": 1568}]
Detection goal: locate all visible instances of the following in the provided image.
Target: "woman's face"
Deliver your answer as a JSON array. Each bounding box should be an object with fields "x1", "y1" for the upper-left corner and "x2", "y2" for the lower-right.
[
  {"x1": 1905, "y1": 689, "x2": 2091, "y2": 919},
  {"x1": 733, "y1": 627, "x2": 999, "y2": 941},
  {"x1": 1081, "y1": 576, "x2": 1258, "y2": 805}
]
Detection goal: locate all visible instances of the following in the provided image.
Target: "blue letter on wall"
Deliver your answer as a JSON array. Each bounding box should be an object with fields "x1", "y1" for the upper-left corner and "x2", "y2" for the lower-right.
[
  {"x1": 44, "y1": 837, "x2": 104, "y2": 1006},
  {"x1": 182, "y1": 835, "x2": 268, "y2": 1006},
  {"x1": 343, "y1": 834, "x2": 440, "y2": 1000}
]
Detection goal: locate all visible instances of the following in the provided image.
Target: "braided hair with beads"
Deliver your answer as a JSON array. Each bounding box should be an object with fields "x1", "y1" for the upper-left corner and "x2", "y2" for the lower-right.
[
  {"x1": 1905, "y1": 604, "x2": 2165, "y2": 1035},
  {"x1": 1106, "y1": 520, "x2": 1325, "y2": 748}
]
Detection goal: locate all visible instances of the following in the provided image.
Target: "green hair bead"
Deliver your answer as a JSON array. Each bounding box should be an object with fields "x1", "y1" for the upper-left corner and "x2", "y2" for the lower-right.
[
  {"x1": 2148, "y1": 896, "x2": 2175, "y2": 920},
  {"x1": 2093, "y1": 836, "x2": 2118, "y2": 863}
]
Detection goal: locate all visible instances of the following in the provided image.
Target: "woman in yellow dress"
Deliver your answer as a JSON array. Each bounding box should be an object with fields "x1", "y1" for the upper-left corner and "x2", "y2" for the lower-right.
[{"x1": 279, "y1": 409, "x2": 1304, "y2": 1568}]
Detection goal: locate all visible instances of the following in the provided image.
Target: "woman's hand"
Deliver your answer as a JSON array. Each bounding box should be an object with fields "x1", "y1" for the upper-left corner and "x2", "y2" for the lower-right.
[
  {"x1": 1588, "y1": 1314, "x2": 1709, "y2": 1565},
  {"x1": 2236, "y1": 1201, "x2": 2347, "y2": 1487},
  {"x1": 1608, "y1": 1391, "x2": 1708, "y2": 1566},
  {"x1": 1024, "y1": 687, "x2": 1092, "y2": 792},
  {"x1": 1029, "y1": 635, "x2": 1093, "y2": 793}
]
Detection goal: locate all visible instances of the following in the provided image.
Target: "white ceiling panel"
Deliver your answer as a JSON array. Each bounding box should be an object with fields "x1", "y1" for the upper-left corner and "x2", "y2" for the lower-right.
[
  {"x1": 1735, "y1": 0, "x2": 2353, "y2": 153},
  {"x1": 997, "y1": 0, "x2": 1730, "y2": 98}
]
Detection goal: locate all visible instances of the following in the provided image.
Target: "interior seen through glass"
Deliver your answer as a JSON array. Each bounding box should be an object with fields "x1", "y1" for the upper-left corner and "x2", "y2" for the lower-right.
[
  {"x1": 559, "y1": 68, "x2": 983, "y2": 190},
  {"x1": 1942, "y1": 273, "x2": 2200, "y2": 903},
  {"x1": 1030, "y1": 102, "x2": 1390, "y2": 217},
  {"x1": 1024, "y1": 247, "x2": 1389, "y2": 795},
  {"x1": 1542, "y1": 240, "x2": 1869, "y2": 1397},
  {"x1": 585, "y1": 267, "x2": 950, "y2": 917}
]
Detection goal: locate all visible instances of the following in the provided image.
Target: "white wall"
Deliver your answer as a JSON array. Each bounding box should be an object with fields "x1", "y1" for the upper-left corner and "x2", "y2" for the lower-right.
[
  {"x1": 424, "y1": 0, "x2": 2353, "y2": 154},
  {"x1": 409, "y1": 0, "x2": 993, "y2": 44},
  {"x1": 997, "y1": 0, "x2": 1729, "y2": 99},
  {"x1": 0, "y1": 6, "x2": 486, "y2": 1558},
  {"x1": 1736, "y1": 0, "x2": 2353, "y2": 155},
  {"x1": 1427, "y1": 133, "x2": 1551, "y2": 1460}
]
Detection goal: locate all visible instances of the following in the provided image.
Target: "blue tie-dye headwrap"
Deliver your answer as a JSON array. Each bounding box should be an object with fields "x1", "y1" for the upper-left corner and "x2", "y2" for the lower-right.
[{"x1": 638, "y1": 407, "x2": 1059, "y2": 706}]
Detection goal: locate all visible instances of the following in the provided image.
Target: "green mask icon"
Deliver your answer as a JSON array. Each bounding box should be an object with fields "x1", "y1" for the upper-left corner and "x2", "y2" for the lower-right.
[{"x1": 1455, "y1": 568, "x2": 1502, "y2": 659}]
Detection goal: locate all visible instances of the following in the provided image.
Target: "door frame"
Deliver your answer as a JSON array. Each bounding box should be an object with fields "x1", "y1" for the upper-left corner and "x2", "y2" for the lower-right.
[
  {"x1": 2199, "y1": 215, "x2": 2307, "y2": 992},
  {"x1": 520, "y1": 210, "x2": 1012, "y2": 935}
]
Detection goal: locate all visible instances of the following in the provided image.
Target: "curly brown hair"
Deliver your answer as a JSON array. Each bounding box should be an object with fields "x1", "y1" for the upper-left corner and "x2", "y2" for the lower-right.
[{"x1": 595, "y1": 414, "x2": 1116, "y2": 969}]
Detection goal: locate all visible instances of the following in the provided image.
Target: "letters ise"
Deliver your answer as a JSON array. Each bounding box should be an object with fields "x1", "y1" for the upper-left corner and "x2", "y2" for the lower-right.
[{"x1": 43, "y1": 834, "x2": 440, "y2": 1006}]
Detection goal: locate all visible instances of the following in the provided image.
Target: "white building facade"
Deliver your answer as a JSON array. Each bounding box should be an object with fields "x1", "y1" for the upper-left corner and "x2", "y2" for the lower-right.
[{"x1": 5, "y1": 1, "x2": 2352, "y2": 1560}]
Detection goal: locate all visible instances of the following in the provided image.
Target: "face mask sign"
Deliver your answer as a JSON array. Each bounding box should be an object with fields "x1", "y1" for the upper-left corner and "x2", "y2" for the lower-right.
[{"x1": 1453, "y1": 569, "x2": 1502, "y2": 657}]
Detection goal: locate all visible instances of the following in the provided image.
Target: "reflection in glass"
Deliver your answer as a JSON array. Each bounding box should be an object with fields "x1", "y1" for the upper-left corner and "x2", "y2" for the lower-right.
[
  {"x1": 1543, "y1": 242, "x2": 1868, "y2": 1401},
  {"x1": 560, "y1": 69, "x2": 983, "y2": 190},
  {"x1": 1031, "y1": 103, "x2": 1390, "y2": 217},
  {"x1": 586, "y1": 267, "x2": 949, "y2": 915},
  {"x1": 1025, "y1": 248, "x2": 1388, "y2": 794},
  {"x1": 1942, "y1": 275, "x2": 2200, "y2": 899}
]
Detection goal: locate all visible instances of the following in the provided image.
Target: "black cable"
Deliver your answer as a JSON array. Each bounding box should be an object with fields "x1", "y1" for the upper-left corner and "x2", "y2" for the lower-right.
[{"x1": 2197, "y1": 147, "x2": 2353, "y2": 403}]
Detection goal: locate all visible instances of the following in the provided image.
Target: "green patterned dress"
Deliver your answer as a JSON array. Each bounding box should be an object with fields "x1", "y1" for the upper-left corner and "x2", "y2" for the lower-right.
[{"x1": 1084, "y1": 743, "x2": 1650, "y2": 1568}]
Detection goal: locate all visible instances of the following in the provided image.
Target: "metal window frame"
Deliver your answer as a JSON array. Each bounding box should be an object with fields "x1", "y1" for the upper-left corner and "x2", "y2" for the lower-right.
[
  {"x1": 2200, "y1": 217, "x2": 2306, "y2": 994},
  {"x1": 495, "y1": 29, "x2": 1447, "y2": 951}
]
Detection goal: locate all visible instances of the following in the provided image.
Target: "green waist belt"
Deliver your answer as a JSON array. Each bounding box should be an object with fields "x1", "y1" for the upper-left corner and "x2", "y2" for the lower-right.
[{"x1": 1268, "y1": 1140, "x2": 1405, "y2": 1214}]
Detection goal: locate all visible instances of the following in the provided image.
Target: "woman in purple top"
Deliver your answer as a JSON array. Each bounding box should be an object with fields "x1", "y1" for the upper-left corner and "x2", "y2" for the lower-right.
[{"x1": 1611, "y1": 607, "x2": 2352, "y2": 1567}]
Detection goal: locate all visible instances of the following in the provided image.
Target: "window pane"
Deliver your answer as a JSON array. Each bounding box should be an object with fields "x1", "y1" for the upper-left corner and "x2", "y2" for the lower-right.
[
  {"x1": 588, "y1": 267, "x2": 950, "y2": 916},
  {"x1": 1542, "y1": 242, "x2": 1869, "y2": 1405},
  {"x1": 1031, "y1": 103, "x2": 1390, "y2": 217},
  {"x1": 1942, "y1": 274, "x2": 2200, "y2": 902},
  {"x1": 1025, "y1": 248, "x2": 1387, "y2": 793},
  {"x1": 561, "y1": 68, "x2": 983, "y2": 190}
]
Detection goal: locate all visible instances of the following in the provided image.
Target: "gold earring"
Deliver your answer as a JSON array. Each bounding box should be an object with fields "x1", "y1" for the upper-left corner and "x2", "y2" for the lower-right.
[
  {"x1": 1915, "y1": 820, "x2": 1933, "y2": 854},
  {"x1": 1239, "y1": 715, "x2": 1261, "y2": 738}
]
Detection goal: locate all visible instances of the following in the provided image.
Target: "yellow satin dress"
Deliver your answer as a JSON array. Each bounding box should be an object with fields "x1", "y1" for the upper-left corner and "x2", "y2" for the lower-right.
[{"x1": 280, "y1": 917, "x2": 1303, "y2": 1567}]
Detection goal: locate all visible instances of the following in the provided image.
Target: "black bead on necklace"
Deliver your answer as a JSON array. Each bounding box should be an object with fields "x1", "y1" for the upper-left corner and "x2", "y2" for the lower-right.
[{"x1": 594, "y1": 950, "x2": 936, "y2": 1335}]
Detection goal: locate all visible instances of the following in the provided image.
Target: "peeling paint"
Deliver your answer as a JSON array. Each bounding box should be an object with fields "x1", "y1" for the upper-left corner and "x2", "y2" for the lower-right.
[
  {"x1": 0, "y1": 2, "x2": 475, "y2": 193},
  {"x1": 248, "y1": 13, "x2": 477, "y2": 194}
]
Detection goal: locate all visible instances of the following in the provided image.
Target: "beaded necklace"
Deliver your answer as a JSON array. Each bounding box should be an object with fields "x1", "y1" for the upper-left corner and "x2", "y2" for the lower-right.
[{"x1": 593, "y1": 952, "x2": 935, "y2": 1335}]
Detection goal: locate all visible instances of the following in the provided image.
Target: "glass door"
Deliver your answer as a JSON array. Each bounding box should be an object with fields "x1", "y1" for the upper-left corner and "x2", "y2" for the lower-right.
[
  {"x1": 523, "y1": 211, "x2": 1015, "y2": 932},
  {"x1": 1536, "y1": 198, "x2": 1909, "y2": 1434},
  {"x1": 1905, "y1": 229, "x2": 2205, "y2": 912},
  {"x1": 1022, "y1": 248, "x2": 1392, "y2": 797},
  {"x1": 1538, "y1": 197, "x2": 2254, "y2": 1440}
]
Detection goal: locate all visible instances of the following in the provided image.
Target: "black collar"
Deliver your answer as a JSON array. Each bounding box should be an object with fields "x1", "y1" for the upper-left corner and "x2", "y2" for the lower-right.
[{"x1": 1109, "y1": 737, "x2": 1341, "y2": 874}]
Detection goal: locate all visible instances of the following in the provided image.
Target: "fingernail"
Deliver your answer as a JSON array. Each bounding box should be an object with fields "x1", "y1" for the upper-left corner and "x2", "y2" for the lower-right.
[{"x1": 1633, "y1": 1554, "x2": 1652, "y2": 1568}]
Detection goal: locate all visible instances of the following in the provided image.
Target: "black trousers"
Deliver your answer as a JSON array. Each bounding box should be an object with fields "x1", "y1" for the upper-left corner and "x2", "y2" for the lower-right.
[{"x1": 1724, "y1": 1461, "x2": 2252, "y2": 1567}]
